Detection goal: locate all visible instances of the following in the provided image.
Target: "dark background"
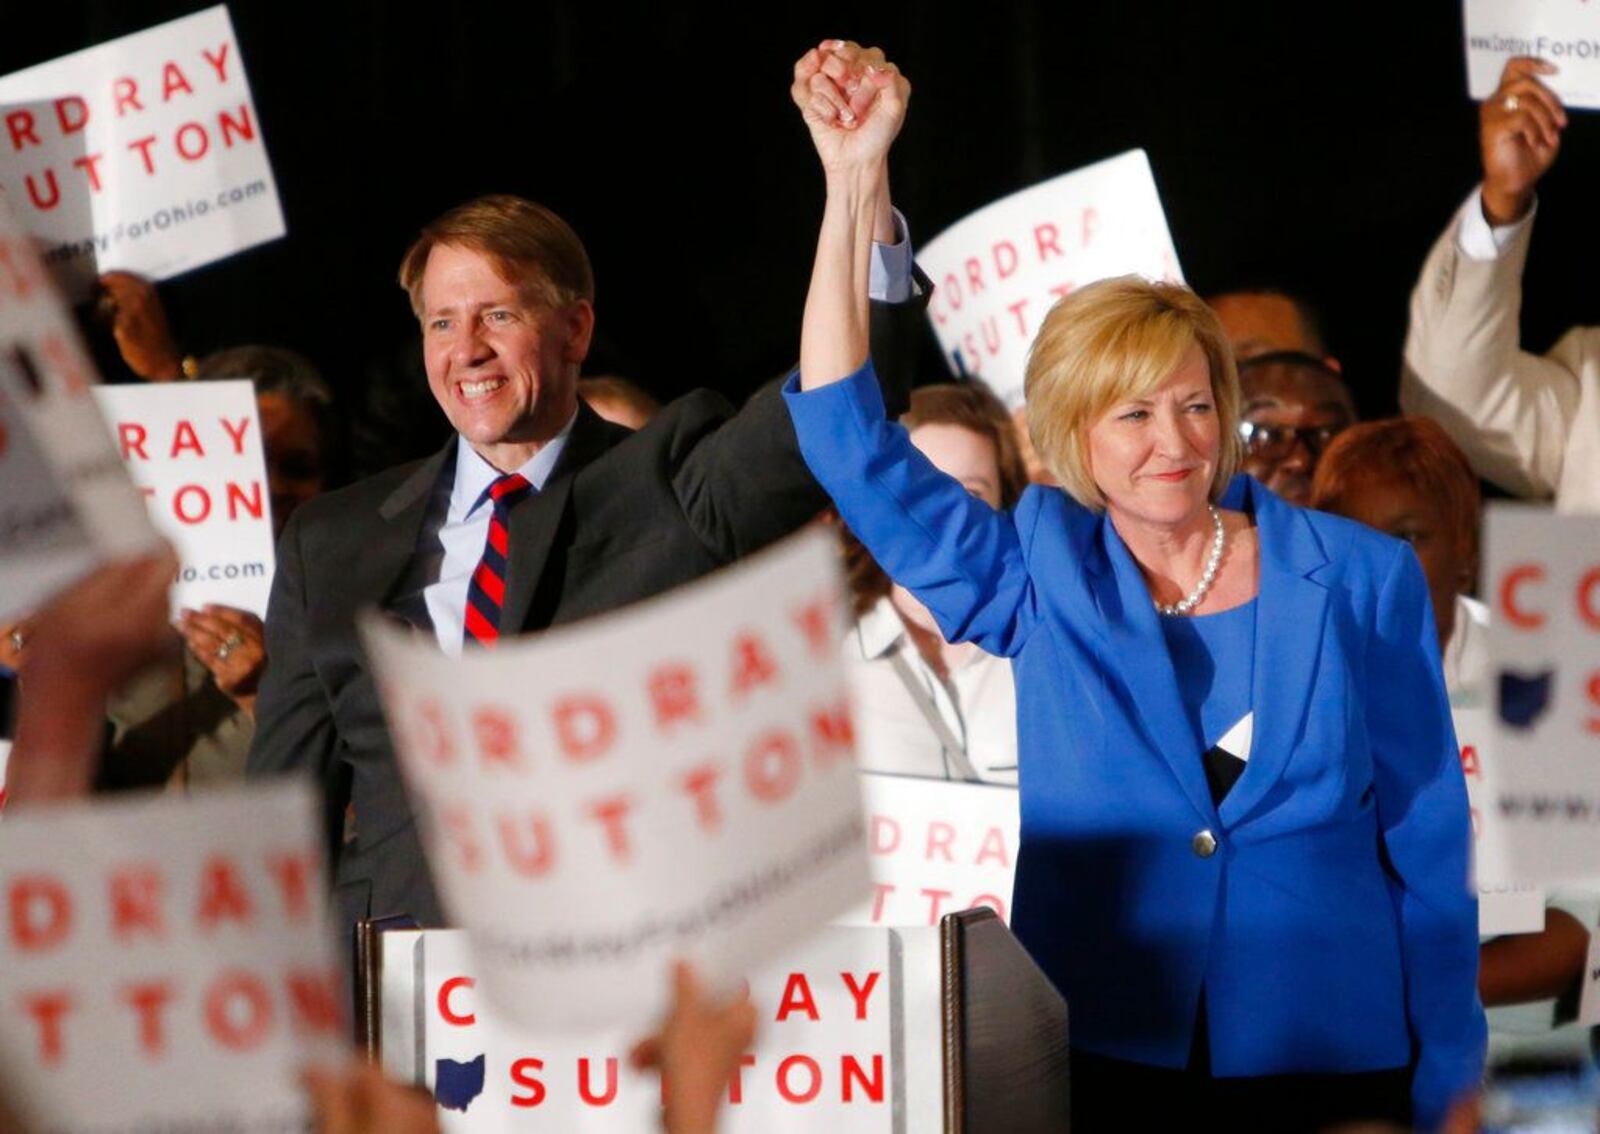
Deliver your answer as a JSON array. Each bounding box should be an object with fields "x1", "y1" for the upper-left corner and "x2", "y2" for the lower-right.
[{"x1": 8, "y1": 1, "x2": 1599, "y2": 471}]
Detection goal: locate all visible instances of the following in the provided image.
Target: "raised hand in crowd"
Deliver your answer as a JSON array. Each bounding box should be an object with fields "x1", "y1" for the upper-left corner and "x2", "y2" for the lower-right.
[
  {"x1": 176, "y1": 603, "x2": 267, "y2": 716},
  {"x1": 4, "y1": 550, "x2": 178, "y2": 804},
  {"x1": 96, "y1": 270, "x2": 187, "y2": 382},
  {"x1": 1480, "y1": 56, "x2": 1567, "y2": 225},
  {"x1": 630, "y1": 962, "x2": 758, "y2": 1134},
  {"x1": 302, "y1": 1063, "x2": 439, "y2": 1134},
  {"x1": 0, "y1": 617, "x2": 27, "y2": 672}
]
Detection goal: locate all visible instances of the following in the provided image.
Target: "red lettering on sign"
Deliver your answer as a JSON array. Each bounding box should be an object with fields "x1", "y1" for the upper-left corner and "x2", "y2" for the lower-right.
[
  {"x1": 161, "y1": 62, "x2": 195, "y2": 102},
  {"x1": 921, "y1": 887, "x2": 953, "y2": 924},
  {"x1": 121, "y1": 980, "x2": 174, "y2": 1057},
  {"x1": 175, "y1": 121, "x2": 210, "y2": 162},
  {"x1": 1461, "y1": 745, "x2": 1481, "y2": 779},
  {"x1": 870, "y1": 816, "x2": 900, "y2": 855},
  {"x1": 174, "y1": 484, "x2": 212, "y2": 524},
  {"x1": 196, "y1": 856, "x2": 254, "y2": 930},
  {"x1": 727, "y1": 1053, "x2": 757, "y2": 1103},
  {"x1": 554, "y1": 695, "x2": 616, "y2": 761},
  {"x1": 842, "y1": 1054, "x2": 885, "y2": 1103},
  {"x1": 219, "y1": 415, "x2": 250, "y2": 454},
  {"x1": 1578, "y1": 568, "x2": 1600, "y2": 631},
  {"x1": 71, "y1": 153, "x2": 104, "y2": 193},
  {"x1": 649, "y1": 663, "x2": 701, "y2": 731},
  {"x1": 842, "y1": 971, "x2": 879, "y2": 1020},
  {"x1": 118, "y1": 422, "x2": 149, "y2": 460},
  {"x1": 790, "y1": 597, "x2": 833, "y2": 659},
  {"x1": 219, "y1": 104, "x2": 256, "y2": 148},
  {"x1": 497, "y1": 813, "x2": 557, "y2": 877},
  {"x1": 744, "y1": 730, "x2": 801, "y2": 803},
  {"x1": 1499, "y1": 564, "x2": 1547, "y2": 629},
  {"x1": 416, "y1": 699, "x2": 455, "y2": 765},
  {"x1": 227, "y1": 481, "x2": 264, "y2": 521},
  {"x1": 10, "y1": 875, "x2": 71, "y2": 952},
  {"x1": 443, "y1": 804, "x2": 484, "y2": 873},
  {"x1": 126, "y1": 134, "x2": 158, "y2": 175},
  {"x1": 578, "y1": 1057, "x2": 618, "y2": 1106},
  {"x1": 25, "y1": 170, "x2": 60, "y2": 211},
  {"x1": 994, "y1": 240, "x2": 1019, "y2": 279},
  {"x1": 869, "y1": 882, "x2": 895, "y2": 922},
  {"x1": 114, "y1": 78, "x2": 144, "y2": 116},
  {"x1": 809, "y1": 701, "x2": 854, "y2": 769},
  {"x1": 511, "y1": 1058, "x2": 546, "y2": 1106},
  {"x1": 438, "y1": 976, "x2": 476, "y2": 1026},
  {"x1": 205, "y1": 972, "x2": 272, "y2": 1050},
  {"x1": 1034, "y1": 223, "x2": 1063, "y2": 262},
  {"x1": 777, "y1": 1055, "x2": 822, "y2": 1104},
  {"x1": 925, "y1": 821, "x2": 956, "y2": 863},
  {"x1": 730, "y1": 633, "x2": 780, "y2": 698},
  {"x1": 54, "y1": 97, "x2": 88, "y2": 136},
  {"x1": 23, "y1": 991, "x2": 73, "y2": 1065},
  {"x1": 971, "y1": 892, "x2": 1008, "y2": 920},
  {"x1": 680, "y1": 762, "x2": 724, "y2": 832},
  {"x1": 975, "y1": 826, "x2": 1011, "y2": 868},
  {"x1": 111, "y1": 867, "x2": 164, "y2": 941},
  {"x1": 472, "y1": 706, "x2": 521, "y2": 768},
  {"x1": 776, "y1": 973, "x2": 819, "y2": 1021},
  {"x1": 1587, "y1": 670, "x2": 1600, "y2": 736},
  {"x1": 1008, "y1": 298, "x2": 1031, "y2": 340},
  {"x1": 5, "y1": 110, "x2": 38, "y2": 152},
  {"x1": 203, "y1": 43, "x2": 232, "y2": 84},
  {"x1": 587, "y1": 795, "x2": 635, "y2": 863},
  {"x1": 285, "y1": 970, "x2": 342, "y2": 1036},
  {"x1": 170, "y1": 420, "x2": 204, "y2": 457},
  {"x1": 965, "y1": 256, "x2": 986, "y2": 296},
  {"x1": 1082, "y1": 207, "x2": 1099, "y2": 247}
]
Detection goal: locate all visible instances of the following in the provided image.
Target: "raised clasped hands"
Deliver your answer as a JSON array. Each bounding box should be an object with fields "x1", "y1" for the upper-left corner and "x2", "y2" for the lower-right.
[
  {"x1": 1481, "y1": 56, "x2": 1567, "y2": 225},
  {"x1": 791, "y1": 40, "x2": 910, "y2": 175}
]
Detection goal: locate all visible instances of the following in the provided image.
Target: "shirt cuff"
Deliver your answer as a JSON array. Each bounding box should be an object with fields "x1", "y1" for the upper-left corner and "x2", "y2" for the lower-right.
[
  {"x1": 869, "y1": 208, "x2": 915, "y2": 304},
  {"x1": 1456, "y1": 187, "x2": 1535, "y2": 262}
]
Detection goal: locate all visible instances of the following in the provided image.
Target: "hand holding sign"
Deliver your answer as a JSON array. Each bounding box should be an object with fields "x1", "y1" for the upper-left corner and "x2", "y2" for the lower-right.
[
  {"x1": 629, "y1": 961, "x2": 759, "y2": 1134},
  {"x1": 96, "y1": 271, "x2": 184, "y2": 382},
  {"x1": 1481, "y1": 57, "x2": 1568, "y2": 225},
  {"x1": 791, "y1": 41, "x2": 910, "y2": 174},
  {"x1": 176, "y1": 603, "x2": 265, "y2": 711}
]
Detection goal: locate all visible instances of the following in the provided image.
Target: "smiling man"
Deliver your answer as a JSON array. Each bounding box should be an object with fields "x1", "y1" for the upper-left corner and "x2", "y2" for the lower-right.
[{"x1": 246, "y1": 41, "x2": 924, "y2": 937}]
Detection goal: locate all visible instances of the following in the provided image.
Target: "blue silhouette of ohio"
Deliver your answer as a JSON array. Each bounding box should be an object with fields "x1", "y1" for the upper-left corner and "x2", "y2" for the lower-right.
[
  {"x1": 1500, "y1": 669, "x2": 1554, "y2": 730},
  {"x1": 435, "y1": 1054, "x2": 487, "y2": 1112}
]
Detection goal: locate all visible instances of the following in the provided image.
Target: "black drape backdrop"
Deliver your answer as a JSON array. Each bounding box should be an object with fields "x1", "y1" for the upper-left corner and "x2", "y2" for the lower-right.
[{"x1": 8, "y1": 1, "x2": 1599, "y2": 466}]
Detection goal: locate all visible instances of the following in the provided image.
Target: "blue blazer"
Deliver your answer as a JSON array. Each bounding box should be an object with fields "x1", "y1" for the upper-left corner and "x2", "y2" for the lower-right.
[{"x1": 785, "y1": 363, "x2": 1485, "y2": 1128}]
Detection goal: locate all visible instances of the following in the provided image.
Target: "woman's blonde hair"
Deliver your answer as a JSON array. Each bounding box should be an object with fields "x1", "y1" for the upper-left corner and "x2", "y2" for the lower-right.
[{"x1": 1023, "y1": 276, "x2": 1241, "y2": 511}]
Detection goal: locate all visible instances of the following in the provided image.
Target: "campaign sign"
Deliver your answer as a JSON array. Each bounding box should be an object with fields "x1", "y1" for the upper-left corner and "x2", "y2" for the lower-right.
[
  {"x1": 917, "y1": 150, "x2": 1183, "y2": 408},
  {"x1": 1465, "y1": 0, "x2": 1600, "y2": 110},
  {"x1": 1479, "y1": 504, "x2": 1600, "y2": 886},
  {"x1": 376, "y1": 925, "x2": 944, "y2": 1133},
  {"x1": 0, "y1": 779, "x2": 345, "y2": 1134},
  {"x1": 836, "y1": 773, "x2": 1018, "y2": 929},
  {"x1": 0, "y1": 739, "x2": 10, "y2": 810},
  {"x1": 0, "y1": 193, "x2": 160, "y2": 623},
  {"x1": 0, "y1": 6, "x2": 285, "y2": 297},
  {"x1": 361, "y1": 528, "x2": 872, "y2": 1032},
  {"x1": 93, "y1": 380, "x2": 274, "y2": 614},
  {"x1": 1457, "y1": 703, "x2": 1546, "y2": 935}
]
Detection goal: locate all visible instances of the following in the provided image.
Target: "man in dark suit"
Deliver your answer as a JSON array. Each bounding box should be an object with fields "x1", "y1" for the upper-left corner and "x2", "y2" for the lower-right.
[{"x1": 246, "y1": 40, "x2": 921, "y2": 935}]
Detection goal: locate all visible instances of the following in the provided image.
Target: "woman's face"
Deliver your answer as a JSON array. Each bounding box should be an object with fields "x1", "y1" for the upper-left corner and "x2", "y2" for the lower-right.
[
  {"x1": 1086, "y1": 345, "x2": 1220, "y2": 528},
  {"x1": 1323, "y1": 477, "x2": 1472, "y2": 648}
]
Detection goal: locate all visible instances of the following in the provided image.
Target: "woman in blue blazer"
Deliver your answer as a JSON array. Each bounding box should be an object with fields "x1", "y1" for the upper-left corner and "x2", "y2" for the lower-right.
[{"x1": 783, "y1": 61, "x2": 1483, "y2": 1130}]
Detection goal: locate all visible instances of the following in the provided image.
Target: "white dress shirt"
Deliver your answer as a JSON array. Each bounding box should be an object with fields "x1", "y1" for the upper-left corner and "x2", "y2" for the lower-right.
[
  {"x1": 423, "y1": 414, "x2": 576, "y2": 656},
  {"x1": 843, "y1": 595, "x2": 1018, "y2": 785}
]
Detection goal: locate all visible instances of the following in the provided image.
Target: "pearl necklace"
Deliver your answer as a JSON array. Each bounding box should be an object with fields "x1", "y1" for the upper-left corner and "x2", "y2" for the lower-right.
[{"x1": 1155, "y1": 505, "x2": 1226, "y2": 616}]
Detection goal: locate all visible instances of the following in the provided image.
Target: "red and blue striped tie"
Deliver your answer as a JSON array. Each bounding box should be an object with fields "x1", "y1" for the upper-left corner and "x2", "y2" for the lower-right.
[{"x1": 464, "y1": 472, "x2": 533, "y2": 647}]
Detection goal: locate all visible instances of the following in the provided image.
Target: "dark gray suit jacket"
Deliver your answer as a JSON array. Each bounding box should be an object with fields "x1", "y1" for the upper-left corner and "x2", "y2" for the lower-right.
[{"x1": 247, "y1": 289, "x2": 927, "y2": 933}]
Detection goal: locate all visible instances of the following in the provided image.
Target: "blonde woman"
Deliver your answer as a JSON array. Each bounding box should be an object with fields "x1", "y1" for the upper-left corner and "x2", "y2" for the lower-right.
[{"x1": 783, "y1": 53, "x2": 1483, "y2": 1130}]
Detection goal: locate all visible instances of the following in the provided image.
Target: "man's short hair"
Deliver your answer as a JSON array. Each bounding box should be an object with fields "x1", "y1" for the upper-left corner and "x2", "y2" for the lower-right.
[
  {"x1": 1204, "y1": 287, "x2": 1329, "y2": 357},
  {"x1": 398, "y1": 194, "x2": 596, "y2": 317},
  {"x1": 1025, "y1": 276, "x2": 1241, "y2": 512}
]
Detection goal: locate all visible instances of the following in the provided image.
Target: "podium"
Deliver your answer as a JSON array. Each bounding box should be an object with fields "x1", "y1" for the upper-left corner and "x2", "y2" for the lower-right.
[{"x1": 355, "y1": 908, "x2": 1069, "y2": 1132}]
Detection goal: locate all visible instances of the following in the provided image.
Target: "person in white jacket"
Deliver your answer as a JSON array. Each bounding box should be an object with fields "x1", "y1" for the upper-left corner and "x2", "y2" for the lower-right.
[{"x1": 1401, "y1": 56, "x2": 1600, "y2": 514}]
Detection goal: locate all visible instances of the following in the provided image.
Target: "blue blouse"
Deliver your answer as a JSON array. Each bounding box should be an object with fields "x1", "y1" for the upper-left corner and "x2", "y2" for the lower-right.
[{"x1": 1160, "y1": 598, "x2": 1256, "y2": 753}]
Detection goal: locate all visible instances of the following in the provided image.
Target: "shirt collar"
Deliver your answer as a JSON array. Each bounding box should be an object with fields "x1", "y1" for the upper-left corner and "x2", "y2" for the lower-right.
[
  {"x1": 449, "y1": 409, "x2": 579, "y2": 520},
  {"x1": 854, "y1": 595, "x2": 909, "y2": 660}
]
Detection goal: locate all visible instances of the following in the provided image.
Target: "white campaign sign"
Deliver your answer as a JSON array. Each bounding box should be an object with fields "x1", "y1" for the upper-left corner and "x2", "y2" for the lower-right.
[
  {"x1": 0, "y1": 780, "x2": 345, "y2": 1134},
  {"x1": 361, "y1": 528, "x2": 872, "y2": 1032},
  {"x1": 917, "y1": 150, "x2": 1183, "y2": 409},
  {"x1": 0, "y1": 193, "x2": 160, "y2": 623},
  {"x1": 93, "y1": 380, "x2": 274, "y2": 614},
  {"x1": 377, "y1": 926, "x2": 944, "y2": 1133},
  {"x1": 836, "y1": 773, "x2": 1018, "y2": 929},
  {"x1": 1480, "y1": 504, "x2": 1600, "y2": 887},
  {"x1": 1457, "y1": 703, "x2": 1546, "y2": 935},
  {"x1": 0, "y1": 5, "x2": 285, "y2": 297},
  {"x1": 1464, "y1": 0, "x2": 1600, "y2": 109}
]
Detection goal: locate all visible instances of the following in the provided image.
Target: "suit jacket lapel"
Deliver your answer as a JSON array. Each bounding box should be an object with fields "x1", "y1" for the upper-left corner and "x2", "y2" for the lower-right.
[
  {"x1": 1088, "y1": 515, "x2": 1219, "y2": 825},
  {"x1": 1219, "y1": 478, "x2": 1330, "y2": 826},
  {"x1": 373, "y1": 440, "x2": 455, "y2": 622},
  {"x1": 499, "y1": 404, "x2": 620, "y2": 633}
]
